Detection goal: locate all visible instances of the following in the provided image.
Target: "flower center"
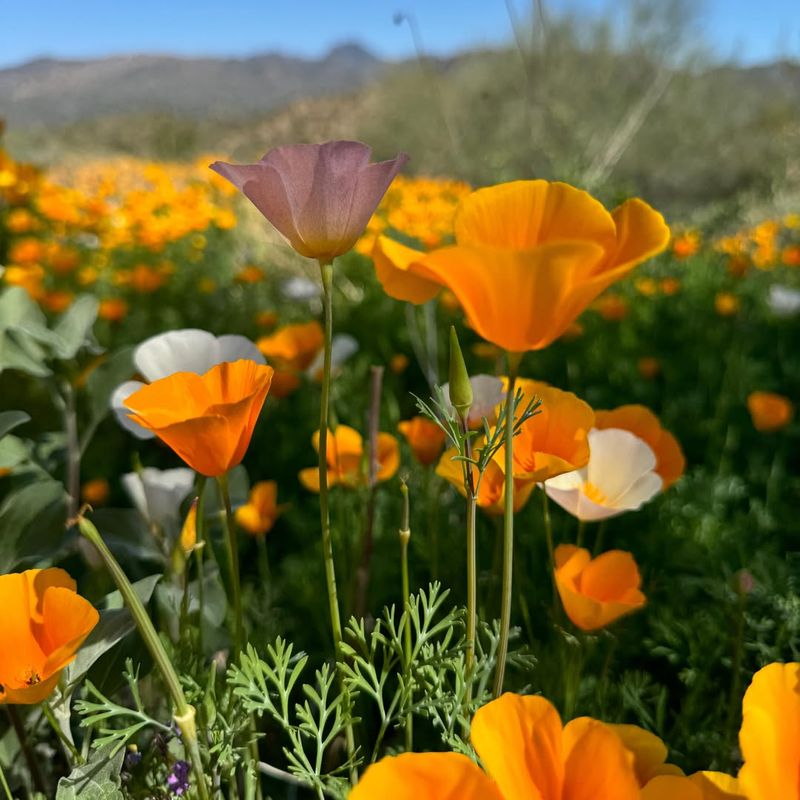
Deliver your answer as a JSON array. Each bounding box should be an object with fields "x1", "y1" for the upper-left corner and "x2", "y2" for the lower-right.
[
  {"x1": 12, "y1": 668, "x2": 42, "y2": 688},
  {"x1": 581, "y1": 481, "x2": 608, "y2": 506}
]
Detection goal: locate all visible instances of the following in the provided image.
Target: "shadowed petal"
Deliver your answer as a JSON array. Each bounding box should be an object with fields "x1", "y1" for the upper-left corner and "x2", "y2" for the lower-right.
[
  {"x1": 350, "y1": 753, "x2": 502, "y2": 800},
  {"x1": 641, "y1": 775, "x2": 702, "y2": 800},
  {"x1": 372, "y1": 236, "x2": 441, "y2": 303},
  {"x1": 562, "y1": 717, "x2": 640, "y2": 800},
  {"x1": 472, "y1": 693, "x2": 563, "y2": 800},
  {"x1": 416, "y1": 241, "x2": 606, "y2": 352}
]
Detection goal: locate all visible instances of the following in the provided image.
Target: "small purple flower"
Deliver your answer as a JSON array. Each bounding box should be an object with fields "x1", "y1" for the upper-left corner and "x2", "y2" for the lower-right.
[
  {"x1": 167, "y1": 760, "x2": 191, "y2": 796},
  {"x1": 123, "y1": 747, "x2": 142, "y2": 771}
]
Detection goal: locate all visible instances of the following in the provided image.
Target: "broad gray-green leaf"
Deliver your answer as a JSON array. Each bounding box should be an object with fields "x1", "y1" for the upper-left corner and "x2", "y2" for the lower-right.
[
  {"x1": 0, "y1": 476, "x2": 65, "y2": 571},
  {"x1": 0, "y1": 287, "x2": 57, "y2": 375},
  {"x1": 52, "y1": 295, "x2": 100, "y2": 360},
  {"x1": 55, "y1": 746, "x2": 124, "y2": 800},
  {"x1": 64, "y1": 573, "x2": 161, "y2": 687},
  {"x1": 0, "y1": 434, "x2": 31, "y2": 469},
  {"x1": 89, "y1": 508, "x2": 165, "y2": 565},
  {"x1": 82, "y1": 346, "x2": 134, "y2": 450},
  {"x1": 0, "y1": 410, "x2": 30, "y2": 439}
]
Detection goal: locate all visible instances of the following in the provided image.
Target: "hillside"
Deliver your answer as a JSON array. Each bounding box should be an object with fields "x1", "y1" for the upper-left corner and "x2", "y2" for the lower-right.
[
  {"x1": 2, "y1": 41, "x2": 799, "y2": 219},
  {"x1": 0, "y1": 43, "x2": 384, "y2": 126}
]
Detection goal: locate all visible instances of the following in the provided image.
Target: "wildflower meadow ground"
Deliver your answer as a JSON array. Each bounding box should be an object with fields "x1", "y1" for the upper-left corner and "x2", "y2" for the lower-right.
[{"x1": 0, "y1": 128, "x2": 797, "y2": 800}]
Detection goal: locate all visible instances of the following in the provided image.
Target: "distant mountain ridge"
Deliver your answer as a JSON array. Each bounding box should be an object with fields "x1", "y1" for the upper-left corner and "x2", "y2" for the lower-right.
[{"x1": 0, "y1": 44, "x2": 386, "y2": 126}]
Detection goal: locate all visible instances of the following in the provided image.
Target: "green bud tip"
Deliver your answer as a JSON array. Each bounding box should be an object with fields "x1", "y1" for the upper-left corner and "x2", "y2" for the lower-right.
[{"x1": 448, "y1": 326, "x2": 473, "y2": 415}]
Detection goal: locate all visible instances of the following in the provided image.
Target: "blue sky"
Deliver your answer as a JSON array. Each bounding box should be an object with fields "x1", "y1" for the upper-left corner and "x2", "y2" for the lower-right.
[{"x1": 2, "y1": 0, "x2": 798, "y2": 68}]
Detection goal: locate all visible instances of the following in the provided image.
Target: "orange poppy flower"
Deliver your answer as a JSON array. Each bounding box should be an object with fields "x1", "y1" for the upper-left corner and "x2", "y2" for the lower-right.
[
  {"x1": 235, "y1": 480, "x2": 285, "y2": 536},
  {"x1": 98, "y1": 298, "x2": 129, "y2": 322},
  {"x1": 738, "y1": 662, "x2": 800, "y2": 800},
  {"x1": 125, "y1": 359, "x2": 274, "y2": 477},
  {"x1": 299, "y1": 425, "x2": 399, "y2": 491},
  {"x1": 257, "y1": 321, "x2": 324, "y2": 371},
  {"x1": 496, "y1": 378, "x2": 594, "y2": 483},
  {"x1": 593, "y1": 293, "x2": 629, "y2": 321},
  {"x1": 351, "y1": 692, "x2": 640, "y2": 799},
  {"x1": 81, "y1": 478, "x2": 110, "y2": 506},
  {"x1": 746, "y1": 391, "x2": 794, "y2": 432},
  {"x1": 397, "y1": 416, "x2": 447, "y2": 466},
  {"x1": 554, "y1": 544, "x2": 646, "y2": 631},
  {"x1": 0, "y1": 568, "x2": 99, "y2": 705},
  {"x1": 436, "y1": 448, "x2": 536, "y2": 515},
  {"x1": 594, "y1": 405, "x2": 685, "y2": 488},
  {"x1": 715, "y1": 292, "x2": 740, "y2": 316},
  {"x1": 372, "y1": 180, "x2": 668, "y2": 352},
  {"x1": 642, "y1": 774, "x2": 743, "y2": 799},
  {"x1": 609, "y1": 724, "x2": 684, "y2": 786}
]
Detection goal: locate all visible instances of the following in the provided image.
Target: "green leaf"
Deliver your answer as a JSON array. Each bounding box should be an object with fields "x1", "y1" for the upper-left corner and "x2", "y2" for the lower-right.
[
  {"x1": 82, "y1": 346, "x2": 134, "y2": 449},
  {"x1": 0, "y1": 287, "x2": 55, "y2": 376},
  {"x1": 0, "y1": 434, "x2": 31, "y2": 470},
  {"x1": 89, "y1": 509, "x2": 165, "y2": 566},
  {"x1": 0, "y1": 476, "x2": 66, "y2": 571},
  {"x1": 0, "y1": 410, "x2": 30, "y2": 439},
  {"x1": 55, "y1": 745, "x2": 124, "y2": 799},
  {"x1": 52, "y1": 294, "x2": 99, "y2": 360},
  {"x1": 66, "y1": 574, "x2": 161, "y2": 686}
]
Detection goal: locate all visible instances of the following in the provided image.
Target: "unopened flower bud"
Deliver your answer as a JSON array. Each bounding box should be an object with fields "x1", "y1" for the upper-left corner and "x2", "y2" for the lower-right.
[{"x1": 448, "y1": 326, "x2": 473, "y2": 417}]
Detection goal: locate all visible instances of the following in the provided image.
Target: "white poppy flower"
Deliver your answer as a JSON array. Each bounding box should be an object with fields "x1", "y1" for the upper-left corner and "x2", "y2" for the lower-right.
[
  {"x1": 545, "y1": 428, "x2": 663, "y2": 521},
  {"x1": 282, "y1": 276, "x2": 322, "y2": 300},
  {"x1": 306, "y1": 334, "x2": 359, "y2": 379},
  {"x1": 121, "y1": 467, "x2": 196, "y2": 531},
  {"x1": 440, "y1": 374, "x2": 505, "y2": 428},
  {"x1": 111, "y1": 329, "x2": 265, "y2": 438},
  {"x1": 768, "y1": 284, "x2": 800, "y2": 318}
]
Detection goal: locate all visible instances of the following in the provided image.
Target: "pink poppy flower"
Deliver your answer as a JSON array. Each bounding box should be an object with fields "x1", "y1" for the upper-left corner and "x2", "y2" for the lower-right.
[{"x1": 211, "y1": 141, "x2": 408, "y2": 262}]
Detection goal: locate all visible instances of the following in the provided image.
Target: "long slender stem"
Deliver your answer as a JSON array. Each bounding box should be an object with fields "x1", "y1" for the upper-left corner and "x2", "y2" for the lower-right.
[
  {"x1": 62, "y1": 381, "x2": 80, "y2": 519},
  {"x1": 493, "y1": 355, "x2": 519, "y2": 697},
  {"x1": 217, "y1": 473, "x2": 244, "y2": 657},
  {"x1": 217, "y1": 476, "x2": 262, "y2": 800},
  {"x1": 461, "y1": 419, "x2": 478, "y2": 716},
  {"x1": 42, "y1": 701, "x2": 82, "y2": 767},
  {"x1": 724, "y1": 585, "x2": 747, "y2": 765},
  {"x1": 76, "y1": 515, "x2": 209, "y2": 800},
  {"x1": 0, "y1": 760, "x2": 12, "y2": 800},
  {"x1": 317, "y1": 258, "x2": 357, "y2": 783},
  {"x1": 6, "y1": 706, "x2": 46, "y2": 795},
  {"x1": 195, "y1": 477, "x2": 207, "y2": 655},
  {"x1": 541, "y1": 487, "x2": 559, "y2": 611},
  {"x1": 354, "y1": 365, "x2": 384, "y2": 618},
  {"x1": 399, "y1": 481, "x2": 413, "y2": 753},
  {"x1": 317, "y1": 259, "x2": 344, "y2": 648}
]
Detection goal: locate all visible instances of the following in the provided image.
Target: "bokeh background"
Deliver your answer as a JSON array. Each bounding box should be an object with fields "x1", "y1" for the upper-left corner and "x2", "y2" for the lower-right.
[{"x1": 2, "y1": 0, "x2": 799, "y2": 222}]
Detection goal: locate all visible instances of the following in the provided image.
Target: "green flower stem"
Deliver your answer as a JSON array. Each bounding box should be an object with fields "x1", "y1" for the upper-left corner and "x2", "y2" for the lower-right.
[
  {"x1": 42, "y1": 700, "x2": 82, "y2": 766},
  {"x1": 399, "y1": 481, "x2": 413, "y2": 753},
  {"x1": 541, "y1": 487, "x2": 559, "y2": 611},
  {"x1": 0, "y1": 760, "x2": 12, "y2": 800},
  {"x1": 493, "y1": 354, "x2": 520, "y2": 697},
  {"x1": 217, "y1": 473, "x2": 244, "y2": 657},
  {"x1": 6, "y1": 706, "x2": 46, "y2": 795},
  {"x1": 194, "y1": 476, "x2": 207, "y2": 655},
  {"x1": 576, "y1": 519, "x2": 585, "y2": 548},
  {"x1": 317, "y1": 257, "x2": 357, "y2": 783},
  {"x1": 461, "y1": 421, "x2": 478, "y2": 716},
  {"x1": 317, "y1": 258, "x2": 344, "y2": 649},
  {"x1": 216, "y1": 476, "x2": 263, "y2": 800},
  {"x1": 77, "y1": 515, "x2": 209, "y2": 800}
]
